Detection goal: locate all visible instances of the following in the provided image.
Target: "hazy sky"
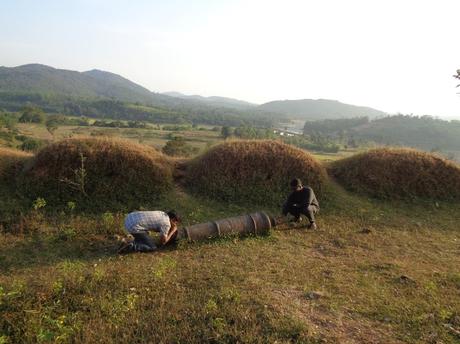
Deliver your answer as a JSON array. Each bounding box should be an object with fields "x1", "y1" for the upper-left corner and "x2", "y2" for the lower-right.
[{"x1": 1, "y1": 0, "x2": 460, "y2": 118}]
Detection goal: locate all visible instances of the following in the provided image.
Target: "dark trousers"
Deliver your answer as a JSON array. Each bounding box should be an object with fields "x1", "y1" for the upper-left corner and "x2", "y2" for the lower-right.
[
  {"x1": 132, "y1": 232, "x2": 157, "y2": 252},
  {"x1": 132, "y1": 231, "x2": 178, "y2": 252},
  {"x1": 282, "y1": 203, "x2": 318, "y2": 223}
]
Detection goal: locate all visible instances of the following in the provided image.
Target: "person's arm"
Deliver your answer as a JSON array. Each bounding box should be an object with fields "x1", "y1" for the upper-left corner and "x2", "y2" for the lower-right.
[
  {"x1": 286, "y1": 191, "x2": 296, "y2": 207},
  {"x1": 305, "y1": 187, "x2": 315, "y2": 206},
  {"x1": 159, "y1": 225, "x2": 178, "y2": 245}
]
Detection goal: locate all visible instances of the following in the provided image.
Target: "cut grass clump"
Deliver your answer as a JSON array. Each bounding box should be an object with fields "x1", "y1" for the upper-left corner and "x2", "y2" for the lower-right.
[
  {"x1": 185, "y1": 140, "x2": 327, "y2": 206},
  {"x1": 330, "y1": 148, "x2": 460, "y2": 200},
  {"x1": 19, "y1": 137, "x2": 173, "y2": 211}
]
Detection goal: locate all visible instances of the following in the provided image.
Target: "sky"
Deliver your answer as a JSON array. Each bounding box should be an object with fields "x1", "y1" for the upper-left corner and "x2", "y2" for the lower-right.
[{"x1": 1, "y1": 0, "x2": 460, "y2": 119}]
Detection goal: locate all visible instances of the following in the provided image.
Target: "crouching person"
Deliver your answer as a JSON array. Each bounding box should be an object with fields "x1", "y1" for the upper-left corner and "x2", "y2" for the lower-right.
[
  {"x1": 118, "y1": 210, "x2": 181, "y2": 254},
  {"x1": 282, "y1": 178, "x2": 319, "y2": 229}
]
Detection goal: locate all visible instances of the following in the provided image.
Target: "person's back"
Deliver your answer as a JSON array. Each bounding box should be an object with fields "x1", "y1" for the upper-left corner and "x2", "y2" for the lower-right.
[
  {"x1": 119, "y1": 210, "x2": 181, "y2": 254},
  {"x1": 124, "y1": 211, "x2": 171, "y2": 235}
]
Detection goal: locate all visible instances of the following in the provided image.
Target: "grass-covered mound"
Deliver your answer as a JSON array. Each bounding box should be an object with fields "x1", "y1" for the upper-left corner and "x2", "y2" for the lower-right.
[
  {"x1": 20, "y1": 137, "x2": 173, "y2": 211},
  {"x1": 0, "y1": 148, "x2": 33, "y2": 226},
  {"x1": 0, "y1": 147, "x2": 32, "y2": 182},
  {"x1": 330, "y1": 148, "x2": 460, "y2": 200},
  {"x1": 185, "y1": 140, "x2": 327, "y2": 205}
]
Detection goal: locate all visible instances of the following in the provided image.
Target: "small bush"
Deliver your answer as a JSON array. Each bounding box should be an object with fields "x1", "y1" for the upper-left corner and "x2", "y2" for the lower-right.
[
  {"x1": 19, "y1": 137, "x2": 46, "y2": 152},
  {"x1": 330, "y1": 148, "x2": 460, "y2": 200},
  {"x1": 19, "y1": 137, "x2": 174, "y2": 211},
  {"x1": 185, "y1": 140, "x2": 326, "y2": 205}
]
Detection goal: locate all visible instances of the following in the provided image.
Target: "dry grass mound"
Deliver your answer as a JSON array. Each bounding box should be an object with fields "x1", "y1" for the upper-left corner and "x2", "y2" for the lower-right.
[
  {"x1": 330, "y1": 148, "x2": 460, "y2": 200},
  {"x1": 0, "y1": 147, "x2": 33, "y2": 180},
  {"x1": 185, "y1": 140, "x2": 327, "y2": 205},
  {"x1": 20, "y1": 137, "x2": 173, "y2": 210}
]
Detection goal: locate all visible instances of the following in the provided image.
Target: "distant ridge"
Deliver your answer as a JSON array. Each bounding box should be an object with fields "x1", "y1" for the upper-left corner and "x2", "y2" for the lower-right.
[
  {"x1": 163, "y1": 91, "x2": 257, "y2": 109},
  {"x1": 258, "y1": 98, "x2": 387, "y2": 120}
]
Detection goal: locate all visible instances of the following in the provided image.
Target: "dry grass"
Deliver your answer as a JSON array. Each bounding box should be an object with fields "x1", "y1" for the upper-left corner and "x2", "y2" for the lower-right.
[
  {"x1": 0, "y1": 147, "x2": 33, "y2": 180},
  {"x1": 1, "y1": 186, "x2": 460, "y2": 343},
  {"x1": 185, "y1": 140, "x2": 327, "y2": 205},
  {"x1": 330, "y1": 147, "x2": 460, "y2": 200},
  {"x1": 19, "y1": 137, "x2": 174, "y2": 211}
]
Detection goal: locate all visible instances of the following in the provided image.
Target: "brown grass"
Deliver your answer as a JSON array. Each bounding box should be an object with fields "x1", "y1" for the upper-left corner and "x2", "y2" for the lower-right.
[
  {"x1": 0, "y1": 147, "x2": 33, "y2": 180},
  {"x1": 19, "y1": 137, "x2": 174, "y2": 211},
  {"x1": 185, "y1": 139, "x2": 327, "y2": 205},
  {"x1": 330, "y1": 147, "x2": 460, "y2": 200}
]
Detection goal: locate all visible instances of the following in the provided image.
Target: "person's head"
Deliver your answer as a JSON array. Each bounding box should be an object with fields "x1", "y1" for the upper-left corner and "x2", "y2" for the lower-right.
[
  {"x1": 290, "y1": 178, "x2": 303, "y2": 192},
  {"x1": 167, "y1": 210, "x2": 181, "y2": 226}
]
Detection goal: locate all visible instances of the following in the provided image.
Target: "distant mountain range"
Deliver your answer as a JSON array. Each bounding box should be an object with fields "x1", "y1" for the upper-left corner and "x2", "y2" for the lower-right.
[
  {"x1": 0, "y1": 64, "x2": 387, "y2": 121},
  {"x1": 163, "y1": 92, "x2": 257, "y2": 110}
]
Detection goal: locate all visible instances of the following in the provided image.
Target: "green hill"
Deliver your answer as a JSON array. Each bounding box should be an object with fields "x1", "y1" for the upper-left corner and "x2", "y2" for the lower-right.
[
  {"x1": 259, "y1": 98, "x2": 387, "y2": 120},
  {"x1": 0, "y1": 64, "x2": 170, "y2": 105},
  {"x1": 303, "y1": 115, "x2": 460, "y2": 156},
  {"x1": 0, "y1": 64, "x2": 278, "y2": 127}
]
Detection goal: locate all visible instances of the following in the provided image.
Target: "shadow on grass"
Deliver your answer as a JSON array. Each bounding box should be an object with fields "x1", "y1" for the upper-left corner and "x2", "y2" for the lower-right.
[
  {"x1": 0, "y1": 230, "x2": 272, "y2": 274},
  {"x1": 0, "y1": 234, "x2": 118, "y2": 274}
]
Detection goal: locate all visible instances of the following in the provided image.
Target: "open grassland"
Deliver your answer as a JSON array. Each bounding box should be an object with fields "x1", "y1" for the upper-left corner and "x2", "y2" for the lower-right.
[
  {"x1": 1, "y1": 138, "x2": 460, "y2": 343},
  {"x1": 1, "y1": 183, "x2": 460, "y2": 343}
]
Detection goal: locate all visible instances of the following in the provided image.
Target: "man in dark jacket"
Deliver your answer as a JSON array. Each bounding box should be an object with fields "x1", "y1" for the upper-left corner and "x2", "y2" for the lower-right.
[{"x1": 282, "y1": 178, "x2": 319, "y2": 229}]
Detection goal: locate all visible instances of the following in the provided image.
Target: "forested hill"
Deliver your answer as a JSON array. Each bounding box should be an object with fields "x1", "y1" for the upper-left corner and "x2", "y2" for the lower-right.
[
  {"x1": 0, "y1": 64, "x2": 280, "y2": 127},
  {"x1": 0, "y1": 64, "x2": 169, "y2": 104},
  {"x1": 304, "y1": 115, "x2": 460, "y2": 153},
  {"x1": 259, "y1": 99, "x2": 387, "y2": 120},
  {"x1": 0, "y1": 64, "x2": 257, "y2": 112}
]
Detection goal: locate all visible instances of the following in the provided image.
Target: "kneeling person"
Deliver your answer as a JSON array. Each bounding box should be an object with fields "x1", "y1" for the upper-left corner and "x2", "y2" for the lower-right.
[
  {"x1": 282, "y1": 178, "x2": 319, "y2": 229},
  {"x1": 119, "y1": 210, "x2": 180, "y2": 253}
]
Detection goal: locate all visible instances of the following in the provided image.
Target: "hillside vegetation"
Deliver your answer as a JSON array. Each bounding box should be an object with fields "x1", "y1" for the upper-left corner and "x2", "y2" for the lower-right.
[
  {"x1": 304, "y1": 115, "x2": 460, "y2": 157},
  {"x1": 331, "y1": 148, "x2": 460, "y2": 200}
]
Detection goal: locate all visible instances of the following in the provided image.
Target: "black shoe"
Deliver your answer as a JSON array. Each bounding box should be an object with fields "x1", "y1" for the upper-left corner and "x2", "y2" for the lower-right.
[{"x1": 118, "y1": 242, "x2": 134, "y2": 254}]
